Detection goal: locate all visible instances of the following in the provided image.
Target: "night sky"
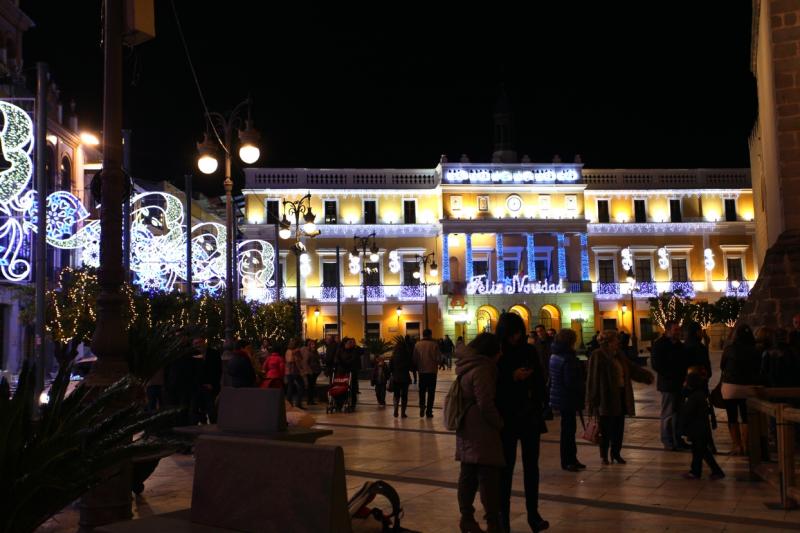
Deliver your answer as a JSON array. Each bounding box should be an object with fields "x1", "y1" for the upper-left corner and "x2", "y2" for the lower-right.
[{"x1": 20, "y1": 2, "x2": 756, "y2": 196}]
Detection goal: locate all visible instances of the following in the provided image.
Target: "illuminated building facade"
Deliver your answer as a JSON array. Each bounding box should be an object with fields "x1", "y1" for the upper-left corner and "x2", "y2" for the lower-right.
[{"x1": 241, "y1": 162, "x2": 754, "y2": 345}]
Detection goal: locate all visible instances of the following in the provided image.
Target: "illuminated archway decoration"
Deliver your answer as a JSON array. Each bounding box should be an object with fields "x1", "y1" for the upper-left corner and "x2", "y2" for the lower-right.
[{"x1": 238, "y1": 238, "x2": 275, "y2": 302}]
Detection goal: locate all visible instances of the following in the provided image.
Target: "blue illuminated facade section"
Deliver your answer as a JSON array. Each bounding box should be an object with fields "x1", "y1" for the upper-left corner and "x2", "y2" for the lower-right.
[
  {"x1": 526, "y1": 233, "x2": 536, "y2": 280},
  {"x1": 442, "y1": 233, "x2": 450, "y2": 281},
  {"x1": 465, "y1": 233, "x2": 473, "y2": 280},
  {"x1": 580, "y1": 232, "x2": 589, "y2": 281},
  {"x1": 556, "y1": 232, "x2": 567, "y2": 280},
  {"x1": 496, "y1": 233, "x2": 504, "y2": 281}
]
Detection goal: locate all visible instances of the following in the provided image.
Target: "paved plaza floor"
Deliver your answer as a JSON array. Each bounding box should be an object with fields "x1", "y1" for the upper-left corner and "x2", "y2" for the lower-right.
[{"x1": 41, "y1": 354, "x2": 800, "y2": 532}]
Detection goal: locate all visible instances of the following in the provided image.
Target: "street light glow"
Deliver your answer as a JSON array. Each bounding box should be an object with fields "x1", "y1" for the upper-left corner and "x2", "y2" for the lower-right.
[
  {"x1": 197, "y1": 154, "x2": 219, "y2": 175},
  {"x1": 238, "y1": 143, "x2": 260, "y2": 164},
  {"x1": 80, "y1": 131, "x2": 100, "y2": 146}
]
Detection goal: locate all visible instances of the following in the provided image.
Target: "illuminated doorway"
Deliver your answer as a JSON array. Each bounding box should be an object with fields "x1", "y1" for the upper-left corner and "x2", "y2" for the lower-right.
[
  {"x1": 476, "y1": 305, "x2": 499, "y2": 333},
  {"x1": 538, "y1": 304, "x2": 561, "y2": 330},
  {"x1": 509, "y1": 304, "x2": 531, "y2": 332}
]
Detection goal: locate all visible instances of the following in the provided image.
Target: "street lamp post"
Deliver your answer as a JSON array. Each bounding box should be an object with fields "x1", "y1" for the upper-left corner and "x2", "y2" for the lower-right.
[
  {"x1": 353, "y1": 233, "x2": 379, "y2": 342},
  {"x1": 413, "y1": 251, "x2": 438, "y2": 331},
  {"x1": 625, "y1": 267, "x2": 639, "y2": 357},
  {"x1": 279, "y1": 193, "x2": 320, "y2": 333},
  {"x1": 196, "y1": 98, "x2": 261, "y2": 360}
]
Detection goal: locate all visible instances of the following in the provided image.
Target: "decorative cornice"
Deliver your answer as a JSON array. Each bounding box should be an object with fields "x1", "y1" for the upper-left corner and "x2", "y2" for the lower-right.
[
  {"x1": 588, "y1": 222, "x2": 755, "y2": 236},
  {"x1": 311, "y1": 223, "x2": 440, "y2": 238}
]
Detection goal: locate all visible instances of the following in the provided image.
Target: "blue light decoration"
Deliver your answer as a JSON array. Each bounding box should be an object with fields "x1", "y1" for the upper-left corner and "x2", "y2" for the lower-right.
[
  {"x1": 496, "y1": 233, "x2": 504, "y2": 281},
  {"x1": 465, "y1": 233, "x2": 473, "y2": 280},
  {"x1": 580, "y1": 232, "x2": 589, "y2": 281},
  {"x1": 0, "y1": 100, "x2": 35, "y2": 282},
  {"x1": 556, "y1": 232, "x2": 567, "y2": 280},
  {"x1": 596, "y1": 282, "x2": 621, "y2": 297},
  {"x1": 670, "y1": 281, "x2": 695, "y2": 298},
  {"x1": 635, "y1": 281, "x2": 658, "y2": 297},
  {"x1": 526, "y1": 233, "x2": 536, "y2": 280},
  {"x1": 441, "y1": 233, "x2": 450, "y2": 282}
]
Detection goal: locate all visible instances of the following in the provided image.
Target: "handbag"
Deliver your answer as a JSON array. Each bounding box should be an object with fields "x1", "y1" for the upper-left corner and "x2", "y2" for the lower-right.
[
  {"x1": 579, "y1": 411, "x2": 600, "y2": 445},
  {"x1": 386, "y1": 376, "x2": 395, "y2": 393},
  {"x1": 710, "y1": 379, "x2": 725, "y2": 409}
]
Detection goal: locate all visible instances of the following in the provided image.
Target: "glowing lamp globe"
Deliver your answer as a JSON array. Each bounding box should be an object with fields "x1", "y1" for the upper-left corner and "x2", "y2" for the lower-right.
[
  {"x1": 369, "y1": 252, "x2": 379, "y2": 263},
  {"x1": 429, "y1": 267, "x2": 438, "y2": 278},
  {"x1": 197, "y1": 154, "x2": 218, "y2": 175},
  {"x1": 279, "y1": 227, "x2": 291, "y2": 240},
  {"x1": 412, "y1": 271, "x2": 421, "y2": 279},
  {"x1": 303, "y1": 221, "x2": 317, "y2": 234},
  {"x1": 239, "y1": 143, "x2": 260, "y2": 164}
]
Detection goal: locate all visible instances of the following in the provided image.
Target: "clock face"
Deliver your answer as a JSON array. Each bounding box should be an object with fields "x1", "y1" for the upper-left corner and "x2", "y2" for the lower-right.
[{"x1": 506, "y1": 194, "x2": 523, "y2": 213}]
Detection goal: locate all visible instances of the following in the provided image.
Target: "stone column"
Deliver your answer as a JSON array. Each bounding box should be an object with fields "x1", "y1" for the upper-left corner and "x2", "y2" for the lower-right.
[
  {"x1": 496, "y1": 233, "x2": 504, "y2": 281},
  {"x1": 442, "y1": 233, "x2": 450, "y2": 282},
  {"x1": 465, "y1": 233, "x2": 473, "y2": 280},
  {"x1": 556, "y1": 232, "x2": 567, "y2": 280},
  {"x1": 580, "y1": 232, "x2": 590, "y2": 281},
  {"x1": 526, "y1": 232, "x2": 536, "y2": 280}
]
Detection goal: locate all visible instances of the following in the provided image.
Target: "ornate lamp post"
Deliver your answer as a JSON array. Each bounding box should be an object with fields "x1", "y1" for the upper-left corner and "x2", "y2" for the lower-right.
[
  {"x1": 196, "y1": 98, "x2": 261, "y2": 359},
  {"x1": 625, "y1": 266, "x2": 639, "y2": 357},
  {"x1": 279, "y1": 193, "x2": 320, "y2": 332},
  {"x1": 352, "y1": 232, "x2": 379, "y2": 341},
  {"x1": 413, "y1": 251, "x2": 438, "y2": 331}
]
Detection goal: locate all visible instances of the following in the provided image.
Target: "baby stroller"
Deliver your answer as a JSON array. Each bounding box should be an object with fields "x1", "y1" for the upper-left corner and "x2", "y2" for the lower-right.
[{"x1": 326, "y1": 371, "x2": 353, "y2": 413}]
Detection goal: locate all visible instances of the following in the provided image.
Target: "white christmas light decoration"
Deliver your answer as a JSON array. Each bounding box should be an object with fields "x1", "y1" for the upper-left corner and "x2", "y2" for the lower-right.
[
  {"x1": 704, "y1": 248, "x2": 715, "y2": 272},
  {"x1": 299, "y1": 252, "x2": 311, "y2": 277},
  {"x1": 657, "y1": 247, "x2": 669, "y2": 270},
  {"x1": 620, "y1": 247, "x2": 633, "y2": 272},
  {"x1": 388, "y1": 250, "x2": 401, "y2": 273},
  {"x1": 349, "y1": 253, "x2": 361, "y2": 274}
]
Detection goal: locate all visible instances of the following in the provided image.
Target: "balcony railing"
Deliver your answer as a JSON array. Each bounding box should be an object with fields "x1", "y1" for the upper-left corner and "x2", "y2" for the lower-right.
[
  {"x1": 670, "y1": 281, "x2": 696, "y2": 298},
  {"x1": 726, "y1": 280, "x2": 750, "y2": 298},
  {"x1": 307, "y1": 284, "x2": 440, "y2": 302}
]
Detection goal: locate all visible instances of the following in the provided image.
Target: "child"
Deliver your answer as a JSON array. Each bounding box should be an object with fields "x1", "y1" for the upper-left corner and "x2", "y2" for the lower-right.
[
  {"x1": 371, "y1": 355, "x2": 389, "y2": 406},
  {"x1": 261, "y1": 352, "x2": 285, "y2": 390},
  {"x1": 680, "y1": 372, "x2": 725, "y2": 480}
]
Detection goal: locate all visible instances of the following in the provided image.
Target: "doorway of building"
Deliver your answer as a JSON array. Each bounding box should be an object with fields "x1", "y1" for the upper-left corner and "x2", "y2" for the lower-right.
[
  {"x1": 509, "y1": 304, "x2": 531, "y2": 332},
  {"x1": 454, "y1": 321, "x2": 467, "y2": 343},
  {"x1": 476, "y1": 305, "x2": 499, "y2": 333},
  {"x1": 538, "y1": 304, "x2": 561, "y2": 330}
]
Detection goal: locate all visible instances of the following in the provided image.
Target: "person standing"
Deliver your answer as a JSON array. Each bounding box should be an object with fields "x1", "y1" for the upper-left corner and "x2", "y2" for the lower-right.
[
  {"x1": 371, "y1": 354, "x2": 389, "y2": 406},
  {"x1": 192, "y1": 336, "x2": 222, "y2": 424},
  {"x1": 441, "y1": 334, "x2": 455, "y2": 369},
  {"x1": 228, "y1": 340, "x2": 257, "y2": 388},
  {"x1": 389, "y1": 337, "x2": 413, "y2": 418},
  {"x1": 720, "y1": 324, "x2": 760, "y2": 455},
  {"x1": 651, "y1": 320, "x2": 689, "y2": 450},
  {"x1": 413, "y1": 329, "x2": 442, "y2": 418},
  {"x1": 285, "y1": 339, "x2": 306, "y2": 408},
  {"x1": 261, "y1": 351, "x2": 285, "y2": 390},
  {"x1": 495, "y1": 313, "x2": 549, "y2": 533},
  {"x1": 454, "y1": 333, "x2": 504, "y2": 533},
  {"x1": 336, "y1": 337, "x2": 362, "y2": 409},
  {"x1": 303, "y1": 339, "x2": 322, "y2": 405},
  {"x1": 680, "y1": 372, "x2": 725, "y2": 480},
  {"x1": 586, "y1": 330, "x2": 654, "y2": 465},
  {"x1": 548, "y1": 329, "x2": 586, "y2": 472},
  {"x1": 324, "y1": 334, "x2": 339, "y2": 376}
]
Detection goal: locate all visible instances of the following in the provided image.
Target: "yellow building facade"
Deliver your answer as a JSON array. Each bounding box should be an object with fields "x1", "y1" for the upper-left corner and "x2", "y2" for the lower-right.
[{"x1": 241, "y1": 162, "x2": 754, "y2": 345}]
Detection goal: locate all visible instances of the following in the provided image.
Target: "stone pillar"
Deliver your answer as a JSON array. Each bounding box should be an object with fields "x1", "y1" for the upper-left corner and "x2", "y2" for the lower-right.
[
  {"x1": 580, "y1": 232, "x2": 590, "y2": 281},
  {"x1": 556, "y1": 232, "x2": 567, "y2": 280},
  {"x1": 442, "y1": 233, "x2": 450, "y2": 282},
  {"x1": 496, "y1": 233, "x2": 504, "y2": 281},
  {"x1": 465, "y1": 233, "x2": 473, "y2": 280},
  {"x1": 526, "y1": 232, "x2": 536, "y2": 280}
]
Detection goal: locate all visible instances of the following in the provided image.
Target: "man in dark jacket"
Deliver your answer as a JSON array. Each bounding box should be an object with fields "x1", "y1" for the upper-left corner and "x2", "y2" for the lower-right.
[
  {"x1": 192, "y1": 336, "x2": 222, "y2": 424},
  {"x1": 651, "y1": 320, "x2": 689, "y2": 450},
  {"x1": 336, "y1": 338, "x2": 362, "y2": 409},
  {"x1": 549, "y1": 329, "x2": 586, "y2": 472},
  {"x1": 680, "y1": 373, "x2": 724, "y2": 480},
  {"x1": 496, "y1": 313, "x2": 548, "y2": 533}
]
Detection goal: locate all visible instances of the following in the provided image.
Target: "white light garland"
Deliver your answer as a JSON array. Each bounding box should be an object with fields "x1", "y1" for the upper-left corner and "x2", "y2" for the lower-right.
[
  {"x1": 388, "y1": 250, "x2": 401, "y2": 273},
  {"x1": 657, "y1": 247, "x2": 669, "y2": 270},
  {"x1": 621, "y1": 247, "x2": 633, "y2": 272},
  {"x1": 704, "y1": 248, "x2": 715, "y2": 271},
  {"x1": 348, "y1": 253, "x2": 361, "y2": 274}
]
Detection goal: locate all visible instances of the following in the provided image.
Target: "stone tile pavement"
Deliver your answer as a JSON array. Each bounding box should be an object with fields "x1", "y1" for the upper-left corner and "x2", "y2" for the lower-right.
[{"x1": 40, "y1": 353, "x2": 800, "y2": 532}]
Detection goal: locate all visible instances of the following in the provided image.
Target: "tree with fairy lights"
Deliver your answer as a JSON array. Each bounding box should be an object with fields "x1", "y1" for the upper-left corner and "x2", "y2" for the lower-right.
[
  {"x1": 648, "y1": 292, "x2": 693, "y2": 330},
  {"x1": 714, "y1": 296, "x2": 745, "y2": 328},
  {"x1": 690, "y1": 301, "x2": 716, "y2": 330}
]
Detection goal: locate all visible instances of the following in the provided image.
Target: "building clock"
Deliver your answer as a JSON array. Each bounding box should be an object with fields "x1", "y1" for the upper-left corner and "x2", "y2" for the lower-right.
[{"x1": 506, "y1": 194, "x2": 523, "y2": 213}]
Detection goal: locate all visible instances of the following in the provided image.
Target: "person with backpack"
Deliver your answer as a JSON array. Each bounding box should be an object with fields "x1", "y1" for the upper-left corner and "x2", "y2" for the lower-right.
[
  {"x1": 452, "y1": 332, "x2": 504, "y2": 533},
  {"x1": 495, "y1": 312, "x2": 549, "y2": 533}
]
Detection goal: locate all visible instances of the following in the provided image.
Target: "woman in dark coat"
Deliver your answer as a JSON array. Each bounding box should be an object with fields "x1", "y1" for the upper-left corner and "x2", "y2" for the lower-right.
[
  {"x1": 549, "y1": 328, "x2": 585, "y2": 472},
  {"x1": 495, "y1": 312, "x2": 549, "y2": 533},
  {"x1": 720, "y1": 324, "x2": 760, "y2": 455},
  {"x1": 586, "y1": 330, "x2": 654, "y2": 464},
  {"x1": 388, "y1": 338, "x2": 413, "y2": 418},
  {"x1": 455, "y1": 333, "x2": 504, "y2": 533}
]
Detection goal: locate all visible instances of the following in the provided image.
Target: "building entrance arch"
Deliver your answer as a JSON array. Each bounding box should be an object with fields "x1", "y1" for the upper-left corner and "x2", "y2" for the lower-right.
[
  {"x1": 476, "y1": 304, "x2": 499, "y2": 333},
  {"x1": 509, "y1": 304, "x2": 531, "y2": 332},
  {"x1": 538, "y1": 304, "x2": 561, "y2": 330}
]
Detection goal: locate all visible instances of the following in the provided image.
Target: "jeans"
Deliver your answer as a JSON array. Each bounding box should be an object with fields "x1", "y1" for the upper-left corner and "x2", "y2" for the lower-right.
[
  {"x1": 375, "y1": 382, "x2": 386, "y2": 404},
  {"x1": 307, "y1": 372, "x2": 319, "y2": 404},
  {"x1": 458, "y1": 463, "x2": 501, "y2": 524},
  {"x1": 418, "y1": 373, "x2": 437, "y2": 416},
  {"x1": 599, "y1": 415, "x2": 625, "y2": 459},
  {"x1": 500, "y1": 419, "x2": 543, "y2": 529},
  {"x1": 286, "y1": 374, "x2": 306, "y2": 407},
  {"x1": 393, "y1": 382, "x2": 409, "y2": 414},
  {"x1": 146, "y1": 384, "x2": 164, "y2": 413},
  {"x1": 690, "y1": 436, "x2": 723, "y2": 477},
  {"x1": 660, "y1": 391, "x2": 681, "y2": 448},
  {"x1": 559, "y1": 409, "x2": 578, "y2": 468}
]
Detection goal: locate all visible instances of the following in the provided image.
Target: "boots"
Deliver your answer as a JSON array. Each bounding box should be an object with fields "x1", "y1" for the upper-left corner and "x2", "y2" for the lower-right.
[
  {"x1": 728, "y1": 423, "x2": 743, "y2": 455},
  {"x1": 740, "y1": 423, "x2": 749, "y2": 455}
]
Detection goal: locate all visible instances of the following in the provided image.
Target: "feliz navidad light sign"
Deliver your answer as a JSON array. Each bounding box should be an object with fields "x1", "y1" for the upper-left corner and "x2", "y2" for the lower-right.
[
  {"x1": 466, "y1": 274, "x2": 566, "y2": 295},
  {"x1": 0, "y1": 100, "x2": 276, "y2": 299}
]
